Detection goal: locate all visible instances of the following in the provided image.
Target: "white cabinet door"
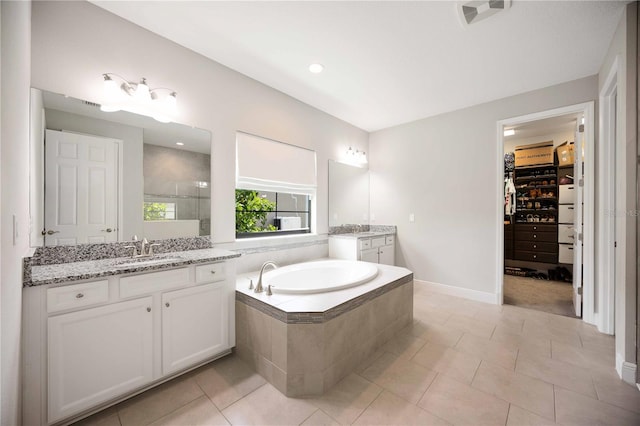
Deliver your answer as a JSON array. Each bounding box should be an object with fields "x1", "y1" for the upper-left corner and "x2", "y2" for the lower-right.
[
  {"x1": 162, "y1": 283, "x2": 228, "y2": 375},
  {"x1": 359, "y1": 248, "x2": 379, "y2": 263},
  {"x1": 48, "y1": 297, "x2": 153, "y2": 423},
  {"x1": 378, "y1": 244, "x2": 395, "y2": 265}
]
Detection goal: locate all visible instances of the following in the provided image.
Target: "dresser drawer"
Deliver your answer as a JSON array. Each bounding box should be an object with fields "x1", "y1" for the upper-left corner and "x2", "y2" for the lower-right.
[
  {"x1": 515, "y1": 224, "x2": 556, "y2": 233},
  {"x1": 195, "y1": 262, "x2": 226, "y2": 284},
  {"x1": 558, "y1": 204, "x2": 574, "y2": 224},
  {"x1": 514, "y1": 241, "x2": 557, "y2": 253},
  {"x1": 559, "y1": 185, "x2": 576, "y2": 204},
  {"x1": 120, "y1": 268, "x2": 189, "y2": 299},
  {"x1": 47, "y1": 280, "x2": 109, "y2": 314},
  {"x1": 371, "y1": 237, "x2": 386, "y2": 248},
  {"x1": 359, "y1": 239, "x2": 372, "y2": 250},
  {"x1": 514, "y1": 251, "x2": 558, "y2": 264},
  {"x1": 558, "y1": 244, "x2": 574, "y2": 264},
  {"x1": 385, "y1": 235, "x2": 395, "y2": 245},
  {"x1": 558, "y1": 224, "x2": 575, "y2": 244},
  {"x1": 515, "y1": 231, "x2": 557, "y2": 243}
]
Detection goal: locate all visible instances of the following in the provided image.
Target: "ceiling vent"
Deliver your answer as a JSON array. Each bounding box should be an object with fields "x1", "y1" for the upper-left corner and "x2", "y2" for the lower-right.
[{"x1": 459, "y1": 0, "x2": 511, "y2": 26}]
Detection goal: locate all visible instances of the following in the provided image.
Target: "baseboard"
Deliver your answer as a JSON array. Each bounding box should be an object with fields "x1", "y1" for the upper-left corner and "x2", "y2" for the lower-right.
[
  {"x1": 616, "y1": 353, "x2": 637, "y2": 385},
  {"x1": 415, "y1": 279, "x2": 500, "y2": 305}
]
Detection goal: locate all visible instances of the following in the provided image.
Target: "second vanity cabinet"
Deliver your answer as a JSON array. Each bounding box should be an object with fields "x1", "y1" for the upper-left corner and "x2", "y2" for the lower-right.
[
  {"x1": 329, "y1": 234, "x2": 395, "y2": 265},
  {"x1": 24, "y1": 258, "x2": 236, "y2": 426}
]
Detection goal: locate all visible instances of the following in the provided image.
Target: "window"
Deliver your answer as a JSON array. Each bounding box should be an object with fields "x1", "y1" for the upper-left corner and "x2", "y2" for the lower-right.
[
  {"x1": 143, "y1": 202, "x2": 176, "y2": 220},
  {"x1": 236, "y1": 132, "x2": 316, "y2": 238}
]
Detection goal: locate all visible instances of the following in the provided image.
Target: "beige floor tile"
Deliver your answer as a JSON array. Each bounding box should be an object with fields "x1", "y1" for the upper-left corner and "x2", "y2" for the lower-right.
[
  {"x1": 491, "y1": 327, "x2": 551, "y2": 358},
  {"x1": 307, "y1": 374, "x2": 382, "y2": 424},
  {"x1": 360, "y1": 352, "x2": 437, "y2": 404},
  {"x1": 148, "y1": 396, "x2": 229, "y2": 426},
  {"x1": 353, "y1": 347, "x2": 387, "y2": 374},
  {"x1": 117, "y1": 376, "x2": 204, "y2": 426},
  {"x1": 472, "y1": 361, "x2": 555, "y2": 420},
  {"x1": 413, "y1": 304, "x2": 452, "y2": 325},
  {"x1": 515, "y1": 353, "x2": 597, "y2": 398},
  {"x1": 455, "y1": 332, "x2": 518, "y2": 370},
  {"x1": 591, "y1": 371, "x2": 640, "y2": 414},
  {"x1": 555, "y1": 387, "x2": 640, "y2": 426},
  {"x1": 418, "y1": 374, "x2": 509, "y2": 426},
  {"x1": 72, "y1": 409, "x2": 121, "y2": 426},
  {"x1": 444, "y1": 313, "x2": 496, "y2": 339},
  {"x1": 221, "y1": 383, "x2": 317, "y2": 425},
  {"x1": 353, "y1": 390, "x2": 450, "y2": 425},
  {"x1": 300, "y1": 409, "x2": 340, "y2": 426},
  {"x1": 409, "y1": 320, "x2": 464, "y2": 348},
  {"x1": 380, "y1": 329, "x2": 427, "y2": 358},
  {"x1": 506, "y1": 404, "x2": 556, "y2": 426},
  {"x1": 193, "y1": 354, "x2": 267, "y2": 410},
  {"x1": 474, "y1": 310, "x2": 524, "y2": 334},
  {"x1": 551, "y1": 340, "x2": 615, "y2": 374},
  {"x1": 411, "y1": 341, "x2": 481, "y2": 384},
  {"x1": 522, "y1": 320, "x2": 582, "y2": 347}
]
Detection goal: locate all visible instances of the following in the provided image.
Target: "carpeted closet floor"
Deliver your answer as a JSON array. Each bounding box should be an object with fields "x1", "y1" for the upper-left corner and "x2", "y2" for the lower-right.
[{"x1": 504, "y1": 274, "x2": 578, "y2": 318}]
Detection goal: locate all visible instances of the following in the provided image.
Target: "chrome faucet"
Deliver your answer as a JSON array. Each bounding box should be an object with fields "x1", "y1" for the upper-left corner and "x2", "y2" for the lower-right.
[
  {"x1": 255, "y1": 261, "x2": 278, "y2": 293},
  {"x1": 124, "y1": 236, "x2": 160, "y2": 258}
]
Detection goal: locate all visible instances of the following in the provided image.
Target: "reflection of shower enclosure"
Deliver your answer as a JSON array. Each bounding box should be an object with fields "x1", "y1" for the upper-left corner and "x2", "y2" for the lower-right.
[
  {"x1": 144, "y1": 180, "x2": 211, "y2": 236},
  {"x1": 143, "y1": 144, "x2": 211, "y2": 237}
]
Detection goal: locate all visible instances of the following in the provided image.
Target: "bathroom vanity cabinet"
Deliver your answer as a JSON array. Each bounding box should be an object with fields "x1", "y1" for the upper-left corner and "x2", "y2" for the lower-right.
[
  {"x1": 23, "y1": 259, "x2": 236, "y2": 426},
  {"x1": 329, "y1": 233, "x2": 395, "y2": 265}
]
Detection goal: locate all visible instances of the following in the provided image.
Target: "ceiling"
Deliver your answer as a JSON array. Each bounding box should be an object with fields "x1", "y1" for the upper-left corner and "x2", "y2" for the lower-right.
[
  {"x1": 504, "y1": 113, "x2": 580, "y2": 141},
  {"x1": 92, "y1": 1, "x2": 627, "y2": 132}
]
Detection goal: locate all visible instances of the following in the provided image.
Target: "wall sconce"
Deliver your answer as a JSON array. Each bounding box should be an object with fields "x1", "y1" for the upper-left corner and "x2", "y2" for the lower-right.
[
  {"x1": 346, "y1": 146, "x2": 368, "y2": 166},
  {"x1": 100, "y1": 73, "x2": 177, "y2": 123}
]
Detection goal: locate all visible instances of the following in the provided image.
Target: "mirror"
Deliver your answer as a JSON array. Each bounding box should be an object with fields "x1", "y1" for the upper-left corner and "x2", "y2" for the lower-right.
[
  {"x1": 30, "y1": 88, "x2": 212, "y2": 247},
  {"x1": 328, "y1": 160, "x2": 370, "y2": 227}
]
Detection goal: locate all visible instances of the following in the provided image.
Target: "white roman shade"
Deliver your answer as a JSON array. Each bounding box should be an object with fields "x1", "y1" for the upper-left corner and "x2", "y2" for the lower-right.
[{"x1": 236, "y1": 132, "x2": 317, "y2": 196}]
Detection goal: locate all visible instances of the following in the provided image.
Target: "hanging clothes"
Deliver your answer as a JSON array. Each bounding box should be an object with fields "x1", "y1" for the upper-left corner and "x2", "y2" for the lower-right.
[{"x1": 504, "y1": 176, "x2": 516, "y2": 216}]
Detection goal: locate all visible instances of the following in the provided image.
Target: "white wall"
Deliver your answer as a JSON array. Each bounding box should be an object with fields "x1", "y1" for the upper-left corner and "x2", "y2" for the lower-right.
[
  {"x1": 369, "y1": 76, "x2": 597, "y2": 299},
  {"x1": 1, "y1": 1, "x2": 31, "y2": 424},
  {"x1": 598, "y1": 2, "x2": 637, "y2": 382},
  {"x1": 30, "y1": 1, "x2": 369, "y2": 245}
]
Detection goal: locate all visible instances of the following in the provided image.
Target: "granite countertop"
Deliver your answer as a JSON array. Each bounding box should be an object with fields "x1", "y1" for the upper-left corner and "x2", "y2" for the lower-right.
[
  {"x1": 26, "y1": 248, "x2": 241, "y2": 287},
  {"x1": 328, "y1": 231, "x2": 394, "y2": 240}
]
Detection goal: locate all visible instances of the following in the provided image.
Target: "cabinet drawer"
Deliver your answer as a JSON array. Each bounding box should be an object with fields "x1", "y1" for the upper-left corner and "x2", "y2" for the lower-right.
[
  {"x1": 515, "y1": 231, "x2": 557, "y2": 243},
  {"x1": 515, "y1": 224, "x2": 556, "y2": 233},
  {"x1": 504, "y1": 249, "x2": 514, "y2": 260},
  {"x1": 371, "y1": 237, "x2": 386, "y2": 248},
  {"x1": 359, "y1": 239, "x2": 371, "y2": 250},
  {"x1": 385, "y1": 235, "x2": 395, "y2": 245},
  {"x1": 504, "y1": 239, "x2": 514, "y2": 250},
  {"x1": 558, "y1": 244, "x2": 574, "y2": 264},
  {"x1": 514, "y1": 250, "x2": 558, "y2": 263},
  {"x1": 195, "y1": 262, "x2": 226, "y2": 284},
  {"x1": 47, "y1": 280, "x2": 109, "y2": 314},
  {"x1": 558, "y1": 224, "x2": 575, "y2": 244},
  {"x1": 558, "y1": 204, "x2": 574, "y2": 223},
  {"x1": 559, "y1": 185, "x2": 576, "y2": 204},
  {"x1": 514, "y1": 241, "x2": 557, "y2": 253},
  {"x1": 120, "y1": 268, "x2": 189, "y2": 299}
]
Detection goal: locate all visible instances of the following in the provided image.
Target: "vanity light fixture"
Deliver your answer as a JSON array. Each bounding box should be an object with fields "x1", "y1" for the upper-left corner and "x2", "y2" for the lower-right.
[
  {"x1": 100, "y1": 73, "x2": 177, "y2": 123},
  {"x1": 503, "y1": 129, "x2": 515, "y2": 137},
  {"x1": 346, "y1": 146, "x2": 368, "y2": 166},
  {"x1": 309, "y1": 63, "x2": 324, "y2": 74}
]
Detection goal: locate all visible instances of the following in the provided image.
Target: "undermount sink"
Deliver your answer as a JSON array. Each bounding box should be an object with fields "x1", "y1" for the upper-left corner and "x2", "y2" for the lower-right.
[
  {"x1": 114, "y1": 256, "x2": 185, "y2": 268},
  {"x1": 354, "y1": 232, "x2": 377, "y2": 236}
]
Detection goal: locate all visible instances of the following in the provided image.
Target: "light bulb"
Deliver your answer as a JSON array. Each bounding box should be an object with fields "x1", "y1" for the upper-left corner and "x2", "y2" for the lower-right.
[
  {"x1": 134, "y1": 78, "x2": 151, "y2": 103},
  {"x1": 100, "y1": 74, "x2": 121, "y2": 112}
]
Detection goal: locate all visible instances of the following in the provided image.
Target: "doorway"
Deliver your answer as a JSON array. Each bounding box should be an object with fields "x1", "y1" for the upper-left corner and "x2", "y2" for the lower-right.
[{"x1": 496, "y1": 102, "x2": 595, "y2": 321}]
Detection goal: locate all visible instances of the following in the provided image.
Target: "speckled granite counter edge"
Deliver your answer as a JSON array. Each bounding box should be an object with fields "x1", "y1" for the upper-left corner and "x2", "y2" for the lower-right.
[{"x1": 236, "y1": 273, "x2": 412, "y2": 324}]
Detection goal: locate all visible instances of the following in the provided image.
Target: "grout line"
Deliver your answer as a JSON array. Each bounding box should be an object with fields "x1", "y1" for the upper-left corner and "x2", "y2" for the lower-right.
[
  {"x1": 552, "y1": 384, "x2": 557, "y2": 423},
  {"x1": 351, "y1": 386, "x2": 384, "y2": 425},
  {"x1": 297, "y1": 408, "x2": 320, "y2": 425},
  {"x1": 504, "y1": 403, "x2": 512, "y2": 426}
]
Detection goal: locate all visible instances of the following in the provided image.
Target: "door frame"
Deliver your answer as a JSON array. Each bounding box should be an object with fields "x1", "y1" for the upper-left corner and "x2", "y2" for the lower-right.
[
  {"x1": 598, "y1": 55, "x2": 618, "y2": 334},
  {"x1": 495, "y1": 102, "x2": 595, "y2": 324}
]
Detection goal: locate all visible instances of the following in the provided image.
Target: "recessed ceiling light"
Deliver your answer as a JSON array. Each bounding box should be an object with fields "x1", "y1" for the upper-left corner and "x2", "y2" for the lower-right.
[
  {"x1": 176, "y1": 142, "x2": 184, "y2": 146},
  {"x1": 504, "y1": 129, "x2": 515, "y2": 137},
  {"x1": 309, "y1": 63, "x2": 324, "y2": 74}
]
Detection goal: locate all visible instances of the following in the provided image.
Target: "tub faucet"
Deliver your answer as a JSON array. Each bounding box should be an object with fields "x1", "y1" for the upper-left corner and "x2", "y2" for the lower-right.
[{"x1": 255, "y1": 261, "x2": 278, "y2": 293}]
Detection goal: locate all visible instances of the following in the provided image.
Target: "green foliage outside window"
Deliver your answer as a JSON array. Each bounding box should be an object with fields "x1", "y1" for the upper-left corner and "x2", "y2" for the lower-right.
[
  {"x1": 235, "y1": 189, "x2": 277, "y2": 233},
  {"x1": 144, "y1": 202, "x2": 167, "y2": 220}
]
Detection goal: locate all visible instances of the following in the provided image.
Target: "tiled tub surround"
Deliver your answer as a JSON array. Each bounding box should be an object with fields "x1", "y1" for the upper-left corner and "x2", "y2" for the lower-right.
[{"x1": 235, "y1": 263, "x2": 413, "y2": 397}]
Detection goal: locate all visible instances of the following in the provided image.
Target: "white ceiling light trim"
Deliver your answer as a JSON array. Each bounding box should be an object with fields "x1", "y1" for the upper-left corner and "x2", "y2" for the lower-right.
[{"x1": 309, "y1": 63, "x2": 324, "y2": 74}]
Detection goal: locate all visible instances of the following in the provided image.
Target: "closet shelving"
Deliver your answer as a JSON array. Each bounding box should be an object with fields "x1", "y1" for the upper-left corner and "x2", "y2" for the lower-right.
[{"x1": 514, "y1": 165, "x2": 558, "y2": 224}]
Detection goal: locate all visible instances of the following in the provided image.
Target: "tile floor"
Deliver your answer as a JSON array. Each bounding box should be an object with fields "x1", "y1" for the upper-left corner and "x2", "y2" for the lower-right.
[{"x1": 76, "y1": 284, "x2": 640, "y2": 426}]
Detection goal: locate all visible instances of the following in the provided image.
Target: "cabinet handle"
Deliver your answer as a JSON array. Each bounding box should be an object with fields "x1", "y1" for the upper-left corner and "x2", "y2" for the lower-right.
[
  {"x1": 75, "y1": 293, "x2": 84, "y2": 299},
  {"x1": 533, "y1": 226, "x2": 537, "y2": 230},
  {"x1": 210, "y1": 270, "x2": 216, "y2": 274},
  {"x1": 165, "y1": 302, "x2": 170, "y2": 308},
  {"x1": 533, "y1": 235, "x2": 537, "y2": 238},
  {"x1": 146, "y1": 307, "x2": 151, "y2": 312},
  {"x1": 533, "y1": 245, "x2": 537, "y2": 249},
  {"x1": 568, "y1": 207, "x2": 575, "y2": 210},
  {"x1": 533, "y1": 255, "x2": 537, "y2": 259}
]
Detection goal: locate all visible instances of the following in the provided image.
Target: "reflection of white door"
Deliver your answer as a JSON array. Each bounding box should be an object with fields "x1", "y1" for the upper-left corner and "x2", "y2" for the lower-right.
[
  {"x1": 45, "y1": 130, "x2": 119, "y2": 246},
  {"x1": 573, "y1": 120, "x2": 584, "y2": 317}
]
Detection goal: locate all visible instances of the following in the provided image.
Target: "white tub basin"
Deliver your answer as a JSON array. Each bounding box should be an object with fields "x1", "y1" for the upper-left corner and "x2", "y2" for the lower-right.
[{"x1": 263, "y1": 260, "x2": 378, "y2": 294}]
